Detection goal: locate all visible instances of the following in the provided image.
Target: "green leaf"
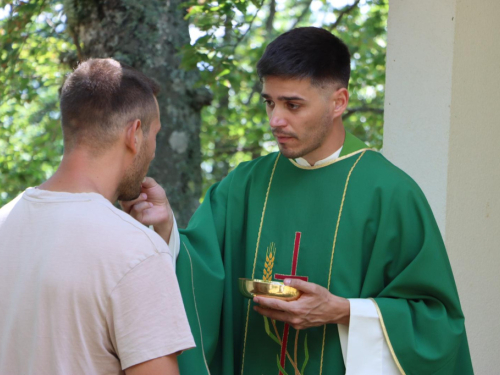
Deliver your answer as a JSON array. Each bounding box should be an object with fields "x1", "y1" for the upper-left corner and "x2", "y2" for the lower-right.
[
  {"x1": 300, "y1": 333, "x2": 309, "y2": 375},
  {"x1": 263, "y1": 317, "x2": 281, "y2": 345},
  {"x1": 276, "y1": 355, "x2": 289, "y2": 375},
  {"x1": 216, "y1": 68, "x2": 231, "y2": 78}
]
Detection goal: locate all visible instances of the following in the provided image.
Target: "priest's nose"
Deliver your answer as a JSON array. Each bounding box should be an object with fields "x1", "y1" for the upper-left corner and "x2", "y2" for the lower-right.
[{"x1": 269, "y1": 110, "x2": 287, "y2": 128}]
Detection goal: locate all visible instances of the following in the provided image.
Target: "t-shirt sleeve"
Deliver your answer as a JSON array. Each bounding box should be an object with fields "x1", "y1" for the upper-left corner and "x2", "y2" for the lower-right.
[{"x1": 106, "y1": 252, "x2": 195, "y2": 370}]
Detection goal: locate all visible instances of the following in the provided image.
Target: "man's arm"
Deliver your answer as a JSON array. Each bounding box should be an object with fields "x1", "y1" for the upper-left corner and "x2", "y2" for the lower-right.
[
  {"x1": 107, "y1": 252, "x2": 195, "y2": 371},
  {"x1": 125, "y1": 355, "x2": 180, "y2": 375}
]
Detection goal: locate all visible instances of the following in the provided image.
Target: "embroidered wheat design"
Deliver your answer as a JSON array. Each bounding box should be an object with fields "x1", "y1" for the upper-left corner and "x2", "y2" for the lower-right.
[{"x1": 263, "y1": 243, "x2": 276, "y2": 281}]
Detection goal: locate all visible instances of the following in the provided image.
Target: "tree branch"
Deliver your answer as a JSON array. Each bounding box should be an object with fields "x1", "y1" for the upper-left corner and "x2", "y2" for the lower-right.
[
  {"x1": 328, "y1": 0, "x2": 361, "y2": 31},
  {"x1": 230, "y1": 0, "x2": 265, "y2": 55},
  {"x1": 342, "y1": 106, "x2": 384, "y2": 121},
  {"x1": 289, "y1": 0, "x2": 313, "y2": 30},
  {"x1": 69, "y1": 26, "x2": 84, "y2": 62},
  {"x1": 266, "y1": 0, "x2": 276, "y2": 34},
  {"x1": 243, "y1": 80, "x2": 262, "y2": 106},
  {"x1": 211, "y1": 144, "x2": 263, "y2": 158}
]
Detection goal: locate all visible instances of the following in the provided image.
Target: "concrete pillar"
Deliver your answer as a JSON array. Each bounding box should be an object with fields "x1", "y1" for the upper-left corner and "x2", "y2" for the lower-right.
[{"x1": 383, "y1": 1, "x2": 500, "y2": 373}]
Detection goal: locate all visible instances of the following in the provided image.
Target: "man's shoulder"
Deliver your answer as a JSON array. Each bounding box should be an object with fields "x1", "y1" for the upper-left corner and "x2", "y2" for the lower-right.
[
  {"x1": 89, "y1": 200, "x2": 171, "y2": 257},
  {"x1": 0, "y1": 193, "x2": 24, "y2": 222},
  {"x1": 0, "y1": 192, "x2": 34, "y2": 231}
]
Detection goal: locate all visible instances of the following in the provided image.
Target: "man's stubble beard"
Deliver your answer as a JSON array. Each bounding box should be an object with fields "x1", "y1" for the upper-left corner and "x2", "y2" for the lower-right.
[
  {"x1": 277, "y1": 115, "x2": 332, "y2": 160},
  {"x1": 117, "y1": 143, "x2": 151, "y2": 202}
]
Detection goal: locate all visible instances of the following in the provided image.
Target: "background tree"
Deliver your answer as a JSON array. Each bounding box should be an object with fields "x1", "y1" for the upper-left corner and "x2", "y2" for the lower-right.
[
  {"x1": 0, "y1": 0, "x2": 388, "y2": 226},
  {"x1": 63, "y1": 0, "x2": 212, "y2": 226}
]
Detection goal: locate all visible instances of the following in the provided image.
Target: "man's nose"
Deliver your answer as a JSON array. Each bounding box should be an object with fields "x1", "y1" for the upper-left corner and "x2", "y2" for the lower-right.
[{"x1": 269, "y1": 108, "x2": 287, "y2": 128}]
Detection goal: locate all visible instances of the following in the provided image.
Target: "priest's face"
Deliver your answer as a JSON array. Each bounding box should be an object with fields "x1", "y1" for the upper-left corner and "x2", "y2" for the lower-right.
[{"x1": 262, "y1": 76, "x2": 345, "y2": 163}]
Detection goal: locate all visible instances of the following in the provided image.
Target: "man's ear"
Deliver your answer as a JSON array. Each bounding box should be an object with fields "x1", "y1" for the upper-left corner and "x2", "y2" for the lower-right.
[
  {"x1": 332, "y1": 88, "x2": 349, "y2": 118},
  {"x1": 125, "y1": 119, "x2": 143, "y2": 155}
]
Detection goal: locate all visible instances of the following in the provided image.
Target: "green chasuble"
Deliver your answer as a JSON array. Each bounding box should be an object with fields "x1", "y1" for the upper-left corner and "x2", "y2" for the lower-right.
[{"x1": 176, "y1": 132, "x2": 473, "y2": 375}]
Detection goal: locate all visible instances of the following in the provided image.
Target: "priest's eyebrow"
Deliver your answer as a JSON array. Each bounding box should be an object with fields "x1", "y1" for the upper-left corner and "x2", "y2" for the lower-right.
[{"x1": 261, "y1": 93, "x2": 306, "y2": 101}]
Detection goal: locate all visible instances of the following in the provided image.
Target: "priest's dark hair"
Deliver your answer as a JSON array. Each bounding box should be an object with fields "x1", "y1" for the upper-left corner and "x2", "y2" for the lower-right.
[
  {"x1": 257, "y1": 27, "x2": 351, "y2": 88},
  {"x1": 60, "y1": 58, "x2": 160, "y2": 154}
]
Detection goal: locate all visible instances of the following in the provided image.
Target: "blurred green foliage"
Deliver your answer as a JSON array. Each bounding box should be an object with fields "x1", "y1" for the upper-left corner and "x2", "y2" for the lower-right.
[
  {"x1": 0, "y1": 0, "x2": 387, "y2": 206},
  {"x1": 0, "y1": 0, "x2": 73, "y2": 204},
  {"x1": 181, "y1": 0, "x2": 388, "y2": 193}
]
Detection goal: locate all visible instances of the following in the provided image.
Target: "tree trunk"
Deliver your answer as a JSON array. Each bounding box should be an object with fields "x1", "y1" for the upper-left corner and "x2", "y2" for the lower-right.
[{"x1": 64, "y1": 0, "x2": 211, "y2": 227}]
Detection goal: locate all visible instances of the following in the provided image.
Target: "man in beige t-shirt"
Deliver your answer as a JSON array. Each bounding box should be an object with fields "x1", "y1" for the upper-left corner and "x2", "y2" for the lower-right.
[{"x1": 0, "y1": 59, "x2": 194, "y2": 374}]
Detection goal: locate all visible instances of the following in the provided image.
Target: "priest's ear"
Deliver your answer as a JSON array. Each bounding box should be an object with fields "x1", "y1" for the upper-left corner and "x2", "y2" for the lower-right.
[{"x1": 332, "y1": 87, "x2": 349, "y2": 119}]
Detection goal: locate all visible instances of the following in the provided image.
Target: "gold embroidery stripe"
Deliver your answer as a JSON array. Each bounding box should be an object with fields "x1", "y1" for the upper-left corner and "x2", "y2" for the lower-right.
[
  {"x1": 369, "y1": 298, "x2": 406, "y2": 375},
  {"x1": 319, "y1": 150, "x2": 366, "y2": 375},
  {"x1": 240, "y1": 153, "x2": 281, "y2": 375},
  {"x1": 288, "y1": 148, "x2": 375, "y2": 170},
  {"x1": 183, "y1": 243, "x2": 211, "y2": 375}
]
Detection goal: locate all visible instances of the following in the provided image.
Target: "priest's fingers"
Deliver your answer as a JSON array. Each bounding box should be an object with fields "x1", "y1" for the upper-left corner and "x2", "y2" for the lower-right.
[
  {"x1": 253, "y1": 305, "x2": 309, "y2": 330},
  {"x1": 253, "y1": 296, "x2": 291, "y2": 312},
  {"x1": 284, "y1": 279, "x2": 319, "y2": 294},
  {"x1": 253, "y1": 305, "x2": 291, "y2": 322}
]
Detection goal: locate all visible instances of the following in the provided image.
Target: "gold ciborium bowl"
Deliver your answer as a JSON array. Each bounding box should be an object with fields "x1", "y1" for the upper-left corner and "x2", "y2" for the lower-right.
[{"x1": 238, "y1": 278, "x2": 301, "y2": 301}]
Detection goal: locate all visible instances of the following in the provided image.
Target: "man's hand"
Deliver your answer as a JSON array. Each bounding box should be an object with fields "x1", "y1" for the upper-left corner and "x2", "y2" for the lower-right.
[
  {"x1": 253, "y1": 279, "x2": 350, "y2": 330},
  {"x1": 120, "y1": 177, "x2": 174, "y2": 243}
]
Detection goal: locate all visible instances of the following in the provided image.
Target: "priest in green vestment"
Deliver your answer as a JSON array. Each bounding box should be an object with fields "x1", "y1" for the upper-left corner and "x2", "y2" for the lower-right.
[{"x1": 124, "y1": 27, "x2": 473, "y2": 374}]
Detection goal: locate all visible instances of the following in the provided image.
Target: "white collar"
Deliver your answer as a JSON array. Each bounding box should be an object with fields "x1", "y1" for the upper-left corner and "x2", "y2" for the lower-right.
[{"x1": 294, "y1": 146, "x2": 343, "y2": 167}]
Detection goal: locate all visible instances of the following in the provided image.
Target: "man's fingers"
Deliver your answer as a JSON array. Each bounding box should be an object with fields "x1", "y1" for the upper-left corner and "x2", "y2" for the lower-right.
[
  {"x1": 285, "y1": 279, "x2": 317, "y2": 294},
  {"x1": 141, "y1": 176, "x2": 159, "y2": 189},
  {"x1": 141, "y1": 177, "x2": 169, "y2": 205},
  {"x1": 130, "y1": 201, "x2": 152, "y2": 219},
  {"x1": 120, "y1": 193, "x2": 147, "y2": 213}
]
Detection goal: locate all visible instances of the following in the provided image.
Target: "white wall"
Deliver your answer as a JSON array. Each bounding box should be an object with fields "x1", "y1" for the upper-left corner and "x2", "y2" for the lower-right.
[{"x1": 383, "y1": 1, "x2": 500, "y2": 373}]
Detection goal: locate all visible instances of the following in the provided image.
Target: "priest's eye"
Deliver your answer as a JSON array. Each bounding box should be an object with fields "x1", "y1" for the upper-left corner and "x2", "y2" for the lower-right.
[
  {"x1": 287, "y1": 103, "x2": 300, "y2": 110},
  {"x1": 263, "y1": 99, "x2": 274, "y2": 108}
]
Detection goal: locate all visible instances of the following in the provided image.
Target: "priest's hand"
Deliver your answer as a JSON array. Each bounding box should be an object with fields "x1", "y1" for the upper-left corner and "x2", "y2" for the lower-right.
[
  {"x1": 253, "y1": 279, "x2": 350, "y2": 330},
  {"x1": 120, "y1": 177, "x2": 174, "y2": 243}
]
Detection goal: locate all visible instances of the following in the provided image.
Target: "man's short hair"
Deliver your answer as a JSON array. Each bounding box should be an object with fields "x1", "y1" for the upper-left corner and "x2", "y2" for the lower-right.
[
  {"x1": 60, "y1": 58, "x2": 160, "y2": 152},
  {"x1": 257, "y1": 27, "x2": 351, "y2": 88}
]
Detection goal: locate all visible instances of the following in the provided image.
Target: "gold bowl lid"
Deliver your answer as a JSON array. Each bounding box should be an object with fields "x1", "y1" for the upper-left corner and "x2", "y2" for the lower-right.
[{"x1": 238, "y1": 278, "x2": 301, "y2": 301}]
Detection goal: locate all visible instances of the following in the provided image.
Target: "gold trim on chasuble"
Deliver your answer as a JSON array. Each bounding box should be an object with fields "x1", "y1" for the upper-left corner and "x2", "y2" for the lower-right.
[
  {"x1": 241, "y1": 153, "x2": 281, "y2": 375},
  {"x1": 182, "y1": 243, "x2": 211, "y2": 375},
  {"x1": 369, "y1": 298, "x2": 406, "y2": 375},
  {"x1": 319, "y1": 150, "x2": 365, "y2": 375},
  {"x1": 240, "y1": 150, "x2": 369, "y2": 375}
]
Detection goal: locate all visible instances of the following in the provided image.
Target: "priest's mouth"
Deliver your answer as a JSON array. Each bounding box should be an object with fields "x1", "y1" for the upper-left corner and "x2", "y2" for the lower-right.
[{"x1": 273, "y1": 133, "x2": 297, "y2": 143}]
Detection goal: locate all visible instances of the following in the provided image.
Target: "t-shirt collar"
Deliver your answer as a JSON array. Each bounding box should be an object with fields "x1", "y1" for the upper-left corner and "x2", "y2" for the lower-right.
[{"x1": 23, "y1": 187, "x2": 109, "y2": 204}]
